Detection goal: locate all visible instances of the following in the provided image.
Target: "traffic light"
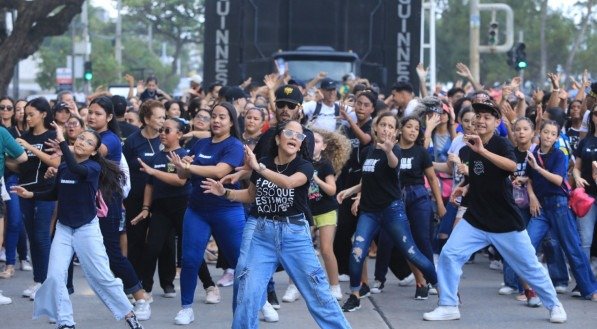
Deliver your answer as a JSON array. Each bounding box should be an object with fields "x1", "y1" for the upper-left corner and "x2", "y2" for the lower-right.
[
  {"x1": 84, "y1": 61, "x2": 93, "y2": 81},
  {"x1": 488, "y1": 21, "x2": 499, "y2": 46},
  {"x1": 515, "y1": 42, "x2": 527, "y2": 70}
]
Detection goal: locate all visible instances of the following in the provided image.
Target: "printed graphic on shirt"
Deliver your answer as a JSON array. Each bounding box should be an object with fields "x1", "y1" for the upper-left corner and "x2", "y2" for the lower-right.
[
  {"x1": 308, "y1": 170, "x2": 321, "y2": 202},
  {"x1": 255, "y1": 177, "x2": 295, "y2": 213},
  {"x1": 514, "y1": 162, "x2": 527, "y2": 177},
  {"x1": 400, "y1": 157, "x2": 413, "y2": 170},
  {"x1": 26, "y1": 143, "x2": 47, "y2": 157},
  {"x1": 473, "y1": 160, "x2": 484, "y2": 175},
  {"x1": 363, "y1": 159, "x2": 380, "y2": 172}
]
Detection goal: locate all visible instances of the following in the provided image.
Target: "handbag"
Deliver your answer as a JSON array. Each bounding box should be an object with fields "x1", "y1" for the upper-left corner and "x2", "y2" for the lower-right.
[
  {"x1": 536, "y1": 152, "x2": 594, "y2": 217},
  {"x1": 96, "y1": 190, "x2": 108, "y2": 217}
]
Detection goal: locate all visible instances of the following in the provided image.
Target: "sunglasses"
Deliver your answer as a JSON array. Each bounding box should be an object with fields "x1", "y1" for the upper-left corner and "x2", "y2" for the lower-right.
[
  {"x1": 66, "y1": 121, "x2": 81, "y2": 128},
  {"x1": 275, "y1": 101, "x2": 298, "y2": 110},
  {"x1": 281, "y1": 129, "x2": 306, "y2": 142},
  {"x1": 194, "y1": 114, "x2": 211, "y2": 122},
  {"x1": 158, "y1": 127, "x2": 177, "y2": 134},
  {"x1": 0, "y1": 105, "x2": 14, "y2": 111}
]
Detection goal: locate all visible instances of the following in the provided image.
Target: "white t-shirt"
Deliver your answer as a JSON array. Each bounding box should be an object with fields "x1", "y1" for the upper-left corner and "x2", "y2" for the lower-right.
[
  {"x1": 302, "y1": 101, "x2": 356, "y2": 132},
  {"x1": 403, "y1": 98, "x2": 420, "y2": 117},
  {"x1": 580, "y1": 110, "x2": 589, "y2": 133}
]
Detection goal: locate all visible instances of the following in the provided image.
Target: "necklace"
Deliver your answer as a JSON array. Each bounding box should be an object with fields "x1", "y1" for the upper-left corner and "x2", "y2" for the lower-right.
[{"x1": 275, "y1": 160, "x2": 290, "y2": 173}]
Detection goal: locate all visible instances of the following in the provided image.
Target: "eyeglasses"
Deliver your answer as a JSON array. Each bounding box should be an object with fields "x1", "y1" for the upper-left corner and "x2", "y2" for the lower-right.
[
  {"x1": 0, "y1": 105, "x2": 14, "y2": 111},
  {"x1": 158, "y1": 127, "x2": 177, "y2": 134},
  {"x1": 195, "y1": 114, "x2": 211, "y2": 122},
  {"x1": 76, "y1": 134, "x2": 96, "y2": 148},
  {"x1": 66, "y1": 121, "x2": 81, "y2": 128},
  {"x1": 281, "y1": 129, "x2": 306, "y2": 142},
  {"x1": 275, "y1": 101, "x2": 298, "y2": 110}
]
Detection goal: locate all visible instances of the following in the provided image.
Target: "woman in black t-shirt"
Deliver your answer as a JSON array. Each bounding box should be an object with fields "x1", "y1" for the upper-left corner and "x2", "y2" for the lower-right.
[
  {"x1": 202, "y1": 120, "x2": 350, "y2": 328},
  {"x1": 14, "y1": 97, "x2": 59, "y2": 299},
  {"x1": 336, "y1": 112, "x2": 438, "y2": 312}
]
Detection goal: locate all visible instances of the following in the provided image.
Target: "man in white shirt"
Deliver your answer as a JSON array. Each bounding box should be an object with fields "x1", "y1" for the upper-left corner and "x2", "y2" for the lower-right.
[
  {"x1": 392, "y1": 81, "x2": 419, "y2": 117},
  {"x1": 302, "y1": 78, "x2": 355, "y2": 132}
]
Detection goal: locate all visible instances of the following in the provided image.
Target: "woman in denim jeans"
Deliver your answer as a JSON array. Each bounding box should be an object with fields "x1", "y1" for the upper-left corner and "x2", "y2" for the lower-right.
[
  {"x1": 13, "y1": 124, "x2": 143, "y2": 329},
  {"x1": 337, "y1": 112, "x2": 438, "y2": 312},
  {"x1": 526, "y1": 120, "x2": 597, "y2": 301},
  {"x1": 203, "y1": 120, "x2": 351, "y2": 329}
]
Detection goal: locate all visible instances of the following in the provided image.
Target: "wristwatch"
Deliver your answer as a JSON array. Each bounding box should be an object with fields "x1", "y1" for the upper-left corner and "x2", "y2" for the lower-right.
[{"x1": 258, "y1": 163, "x2": 266, "y2": 173}]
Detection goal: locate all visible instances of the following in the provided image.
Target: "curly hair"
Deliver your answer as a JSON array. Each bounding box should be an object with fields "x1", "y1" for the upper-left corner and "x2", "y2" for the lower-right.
[{"x1": 311, "y1": 128, "x2": 351, "y2": 174}]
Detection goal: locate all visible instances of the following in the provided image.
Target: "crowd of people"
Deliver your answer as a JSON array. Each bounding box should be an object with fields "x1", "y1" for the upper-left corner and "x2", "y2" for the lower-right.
[{"x1": 0, "y1": 62, "x2": 596, "y2": 328}]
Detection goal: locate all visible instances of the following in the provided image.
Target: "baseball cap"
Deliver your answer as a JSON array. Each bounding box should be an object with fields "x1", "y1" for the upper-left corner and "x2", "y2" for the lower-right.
[
  {"x1": 274, "y1": 85, "x2": 303, "y2": 104},
  {"x1": 52, "y1": 101, "x2": 69, "y2": 112},
  {"x1": 471, "y1": 92, "x2": 501, "y2": 118},
  {"x1": 225, "y1": 86, "x2": 248, "y2": 102},
  {"x1": 320, "y1": 78, "x2": 337, "y2": 90}
]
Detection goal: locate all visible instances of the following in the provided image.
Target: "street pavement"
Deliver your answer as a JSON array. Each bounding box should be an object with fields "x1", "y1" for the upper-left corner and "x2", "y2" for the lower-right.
[{"x1": 1, "y1": 254, "x2": 595, "y2": 328}]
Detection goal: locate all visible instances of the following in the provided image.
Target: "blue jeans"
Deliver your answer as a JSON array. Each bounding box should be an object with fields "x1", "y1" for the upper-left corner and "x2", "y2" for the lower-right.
[
  {"x1": 527, "y1": 196, "x2": 597, "y2": 298},
  {"x1": 349, "y1": 200, "x2": 437, "y2": 291},
  {"x1": 433, "y1": 202, "x2": 458, "y2": 254},
  {"x1": 33, "y1": 218, "x2": 132, "y2": 326},
  {"x1": 180, "y1": 206, "x2": 245, "y2": 307},
  {"x1": 20, "y1": 198, "x2": 55, "y2": 283},
  {"x1": 439, "y1": 219, "x2": 561, "y2": 310},
  {"x1": 99, "y1": 196, "x2": 142, "y2": 294},
  {"x1": 233, "y1": 216, "x2": 350, "y2": 329},
  {"x1": 375, "y1": 185, "x2": 434, "y2": 282},
  {"x1": 4, "y1": 174, "x2": 27, "y2": 265},
  {"x1": 577, "y1": 202, "x2": 597, "y2": 260}
]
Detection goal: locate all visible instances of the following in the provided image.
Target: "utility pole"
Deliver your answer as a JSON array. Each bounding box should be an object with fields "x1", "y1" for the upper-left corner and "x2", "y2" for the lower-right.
[
  {"x1": 82, "y1": 1, "x2": 90, "y2": 94},
  {"x1": 470, "y1": 0, "x2": 481, "y2": 83},
  {"x1": 115, "y1": 0, "x2": 123, "y2": 80},
  {"x1": 71, "y1": 20, "x2": 77, "y2": 92}
]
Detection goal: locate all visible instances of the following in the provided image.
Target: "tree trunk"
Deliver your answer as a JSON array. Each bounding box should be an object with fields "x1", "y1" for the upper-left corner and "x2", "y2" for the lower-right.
[
  {"x1": 539, "y1": 0, "x2": 548, "y2": 84},
  {"x1": 170, "y1": 40, "x2": 183, "y2": 79},
  {"x1": 564, "y1": 0, "x2": 593, "y2": 76},
  {"x1": 0, "y1": 0, "x2": 84, "y2": 95}
]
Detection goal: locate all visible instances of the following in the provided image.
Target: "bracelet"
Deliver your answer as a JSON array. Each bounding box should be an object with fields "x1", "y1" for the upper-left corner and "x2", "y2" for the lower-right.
[
  {"x1": 553, "y1": 88, "x2": 560, "y2": 92},
  {"x1": 142, "y1": 206, "x2": 150, "y2": 211},
  {"x1": 224, "y1": 189, "x2": 230, "y2": 198}
]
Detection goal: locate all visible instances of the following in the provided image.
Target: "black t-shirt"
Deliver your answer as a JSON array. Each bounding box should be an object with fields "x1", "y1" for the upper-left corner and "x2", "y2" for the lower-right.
[
  {"x1": 574, "y1": 135, "x2": 597, "y2": 197},
  {"x1": 253, "y1": 125, "x2": 315, "y2": 161},
  {"x1": 147, "y1": 148, "x2": 192, "y2": 201},
  {"x1": 458, "y1": 145, "x2": 472, "y2": 206},
  {"x1": 18, "y1": 130, "x2": 57, "y2": 192},
  {"x1": 118, "y1": 121, "x2": 140, "y2": 141},
  {"x1": 308, "y1": 158, "x2": 337, "y2": 215},
  {"x1": 123, "y1": 131, "x2": 161, "y2": 199},
  {"x1": 463, "y1": 135, "x2": 524, "y2": 233},
  {"x1": 566, "y1": 127, "x2": 581, "y2": 154},
  {"x1": 360, "y1": 145, "x2": 402, "y2": 212},
  {"x1": 249, "y1": 156, "x2": 314, "y2": 218},
  {"x1": 340, "y1": 120, "x2": 372, "y2": 176},
  {"x1": 399, "y1": 144, "x2": 432, "y2": 186}
]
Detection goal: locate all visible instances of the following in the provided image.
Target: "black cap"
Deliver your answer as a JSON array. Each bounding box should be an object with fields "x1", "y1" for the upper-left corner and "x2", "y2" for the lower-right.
[
  {"x1": 225, "y1": 86, "x2": 247, "y2": 102},
  {"x1": 320, "y1": 78, "x2": 337, "y2": 90},
  {"x1": 52, "y1": 101, "x2": 69, "y2": 112},
  {"x1": 274, "y1": 85, "x2": 303, "y2": 104},
  {"x1": 111, "y1": 95, "x2": 128, "y2": 117},
  {"x1": 288, "y1": 79, "x2": 306, "y2": 88},
  {"x1": 471, "y1": 93, "x2": 501, "y2": 118}
]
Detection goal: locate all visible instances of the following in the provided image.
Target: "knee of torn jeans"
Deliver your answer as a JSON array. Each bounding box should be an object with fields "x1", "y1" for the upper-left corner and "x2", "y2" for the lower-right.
[{"x1": 351, "y1": 246, "x2": 363, "y2": 262}]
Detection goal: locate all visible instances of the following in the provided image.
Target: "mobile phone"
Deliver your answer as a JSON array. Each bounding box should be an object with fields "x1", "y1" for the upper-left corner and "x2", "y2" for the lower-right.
[{"x1": 274, "y1": 58, "x2": 285, "y2": 76}]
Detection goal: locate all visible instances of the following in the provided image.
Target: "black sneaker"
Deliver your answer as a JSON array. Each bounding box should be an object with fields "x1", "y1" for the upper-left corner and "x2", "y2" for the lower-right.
[
  {"x1": 415, "y1": 285, "x2": 430, "y2": 300},
  {"x1": 359, "y1": 283, "x2": 371, "y2": 299},
  {"x1": 268, "y1": 290, "x2": 280, "y2": 310},
  {"x1": 58, "y1": 325, "x2": 75, "y2": 329},
  {"x1": 342, "y1": 294, "x2": 361, "y2": 312},
  {"x1": 125, "y1": 314, "x2": 144, "y2": 329},
  {"x1": 571, "y1": 285, "x2": 581, "y2": 298}
]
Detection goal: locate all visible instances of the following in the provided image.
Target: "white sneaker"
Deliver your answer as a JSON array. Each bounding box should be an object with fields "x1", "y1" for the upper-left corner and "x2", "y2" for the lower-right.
[
  {"x1": 330, "y1": 284, "x2": 342, "y2": 300},
  {"x1": 489, "y1": 260, "x2": 503, "y2": 271},
  {"x1": 398, "y1": 273, "x2": 415, "y2": 286},
  {"x1": 217, "y1": 270, "x2": 234, "y2": 287},
  {"x1": 554, "y1": 285, "x2": 568, "y2": 294},
  {"x1": 133, "y1": 299, "x2": 151, "y2": 320},
  {"x1": 498, "y1": 286, "x2": 516, "y2": 295},
  {"x1": 261, "y1": 301, "x2": 279, "y2": 322},
  {"x1": 338, "y1": 274, "x2": 350, "y2": 282},
  {"x1": 370, "y1": 280, "x2": 385, "y2": 294},
  {"x1": 205, "y1": 286, "x2": 221, "y2": 304},
  {"x1": 428, "y1": 284, "x2": 438, "y2": 295},
  {"x1": 0, "y1": 291, "x2": 12, "y2": 305},
  {"x1": 423, "y1": 306, "x2": 461, "y2": 321},
  {"x1": 22, "y1": 282, "x2": 42, "y2": 298},
  {"x1": 20, "y1": 260, "x2": 33, "y2": 271},
  {"x1": 549, "y1": 305, "x2": 567, "y2": 323},
  {"x1": 174, "y1": 308, "x2": 194, "y2": 325},
  {"x1": 282, "y1": 284, "x2": 300, "y2": 302}
]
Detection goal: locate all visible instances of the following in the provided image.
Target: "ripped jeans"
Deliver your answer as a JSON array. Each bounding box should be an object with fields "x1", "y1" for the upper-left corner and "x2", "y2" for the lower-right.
[
  {"x1": 349, "y1": 200, "x2": 437, "y2": 292},
  {"x1": 233, "y1": 215, "x2": 350, "y2": 329}
]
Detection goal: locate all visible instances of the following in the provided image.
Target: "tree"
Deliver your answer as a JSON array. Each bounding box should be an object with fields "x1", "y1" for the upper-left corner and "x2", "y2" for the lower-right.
[
  {"x1": 0, "y1": 0, "x2": 85, "y2": 95},
  {"x1": 123, "y1": 0, "x2": 205, "y2": 80}
]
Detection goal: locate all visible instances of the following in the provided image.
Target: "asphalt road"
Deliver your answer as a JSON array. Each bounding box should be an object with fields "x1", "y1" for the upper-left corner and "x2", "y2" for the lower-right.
[{"x1": 1, "y1": 255, "x2": 596, "y2": 328}]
